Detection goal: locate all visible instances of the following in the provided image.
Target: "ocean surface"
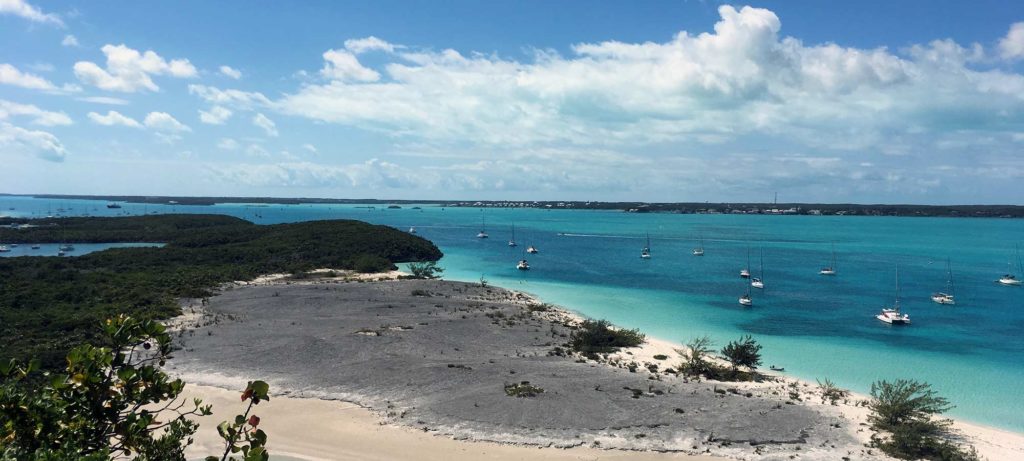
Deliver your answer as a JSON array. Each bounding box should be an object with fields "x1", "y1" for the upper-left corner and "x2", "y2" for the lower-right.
[{"x1": 3, "y1": 195, "x2": 1023, "y2": 432}]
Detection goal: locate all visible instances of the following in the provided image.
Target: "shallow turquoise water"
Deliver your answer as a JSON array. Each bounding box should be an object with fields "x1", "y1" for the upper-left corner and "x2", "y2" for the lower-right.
[
  {"x1": 0, "y1": 242, "x2": 163, "y2": 257},
  {"x1": 3, "y1": 196, "x2": 1023, "y2": 431}
]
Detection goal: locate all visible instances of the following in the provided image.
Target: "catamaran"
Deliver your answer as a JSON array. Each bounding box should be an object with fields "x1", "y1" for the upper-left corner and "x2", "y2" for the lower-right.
[
  {"x1": 998, "y1": 245, "x2": 1022, "y2": 286},
  {"x1": 877, "y1": 265, "x2": 910, "y2": 325},
  {"x1": 820, "y1": 243, "x2": 837, "y2": 276},
  {"x1": 740, "y1": 247, "x2": 750, "y2": 278},
  {"x1": 930, "y1": 258, "x2": 955, "y2": 304},
  {"x1": 476, "y1": 216, "x2": 489, "y2": 239},
  {"x1": 641, "y1": 234, "x2": 651, "y2": 259},
  {"x1": 508, "y1": 225, "x2": 517, "y2": 247},
  {"x1": 692, "y1": 236, "x2": 704, "y2": 256},
  {"x1": 751, "y1": 247, "x2": 765, "y2": 289}
]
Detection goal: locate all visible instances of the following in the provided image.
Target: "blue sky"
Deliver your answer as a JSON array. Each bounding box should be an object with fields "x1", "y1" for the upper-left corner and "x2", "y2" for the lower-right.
[{"x1": 2, "y1": 1, "x2": 1024, "y2": 203}]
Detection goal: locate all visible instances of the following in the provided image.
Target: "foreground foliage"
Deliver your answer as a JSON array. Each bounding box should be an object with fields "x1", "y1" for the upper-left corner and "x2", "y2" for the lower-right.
[
  {"x1": 868, "y1": 379, "x2": 979, "y2": 461},
  {"x1": 0, "y1": 315, "x2": 270, "y2": 460},
  {"x1": 0, "y1": 215, "x2": 442, "y2": 368},
  {"x1": 569, "y1": 319, "x2": 645, "y2": 354}
]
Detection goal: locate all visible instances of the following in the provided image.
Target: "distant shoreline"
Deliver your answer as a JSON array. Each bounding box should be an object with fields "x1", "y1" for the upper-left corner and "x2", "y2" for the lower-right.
[{"x1": 4, "y1": 193, "x2": 1024, "y2": 218}]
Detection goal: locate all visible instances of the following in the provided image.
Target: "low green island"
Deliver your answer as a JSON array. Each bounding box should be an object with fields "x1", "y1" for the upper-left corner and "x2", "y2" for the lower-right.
[{"x1": 0, "y1": 214, "x2": 442, "y2": 368}]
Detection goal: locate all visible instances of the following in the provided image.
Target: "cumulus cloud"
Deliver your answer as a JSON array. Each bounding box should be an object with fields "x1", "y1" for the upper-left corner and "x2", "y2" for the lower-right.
[
  {"x1": 344, "y1": 36, "x2": 396, "y2": 54},
  {"x1": 0, "y1": 122, "x2": 67, "y2": 161},
  {"x1": 144, "y1": 112, "x2": 190, "y2": 132},
  {"x1": 209, "y1": 158, "x2": 424, "y2": 189},
  {"x1": 320, "y1": 49, "x2": 380, "y2": 82},
  {"x1": 252, "y1": 112, "x2": 278, "y2": 136},
  {"x1": 999, "y1": 22, "x2": 1024, "y2": 60},
  {"x1": 0, "y1": 100, "x2": 72, "y2": 126},
  {"x1": 61, "y1": 34, "x2": 79, "y2": 47},
  {"x1": 74, "y1": 44, "x2": 197, "y2": 92},
  {"x1": 245, "y1": 143, "x2": 270, "y2": 158},
  {"x1": 87, "y1": 110, "x2": 141, "y2": 128},
  {"x1": 0, "y1": 63, "x2": 77, "y2": 93},
  {"x1": 77, "y1": 96, "x2": 130, "y2": 105},
  {"x1": 219, "y1": 65, "x2": 242, "y2": 79},
  {"x1": 217, "y1": 138, "x2": 239, "y2": 150},
  {"x1": 188, "y1": 84, "x2": 270, "y2": 109},
  {"x1": 199, "y1": 105, "x2": 232, "y2": 124},
  {"x1": 0, "y1": 0, "x2": 63, "y2": 27}
]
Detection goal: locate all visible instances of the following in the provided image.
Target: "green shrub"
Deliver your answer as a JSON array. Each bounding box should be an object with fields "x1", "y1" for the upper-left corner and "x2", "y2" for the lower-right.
[
  {"x1": 868, "y1": 379, "x2": 979, "y2": 460},
  {"x1": 721, "y1": 335, "x2": 762, "y2": 372},
  {"x1": 504, "y1": 381, "x2": 544, "y2": 398},
  {"x1": 407, "y1": 261, "x2": 443, "y2": 279},
  {"x1": 568, "y1": 319, "x2": 645, "y2": 353}
]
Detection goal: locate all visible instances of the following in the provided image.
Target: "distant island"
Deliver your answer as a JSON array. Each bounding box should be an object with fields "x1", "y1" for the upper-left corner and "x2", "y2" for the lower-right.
[{"x1": 5, "y1": 193, "x2": 1024, "y2": 218}]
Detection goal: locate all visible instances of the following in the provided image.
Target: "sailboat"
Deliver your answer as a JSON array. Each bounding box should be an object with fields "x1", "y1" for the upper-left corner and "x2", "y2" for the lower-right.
[
  {"x1": 739, "y1": 282, "x2": 752, "y2": 306},
  {"x1": 476, "y1": 216, "x2": 489, "y2": 239},
  {"x1": 877, "y1": 265, "x2": 910, "y2": 325},
  {"x1": 526, "y1": 243, "x2": 538, "y2": 254},
  {"x1": 820, "y1": 243, "x2": 837, "y2": 276},
  {"x1": 0, "y1": 245, "x2": 9, "y2": 253},
  {"x1": 508, "y1": 225, "x2": 517, "y2": 247},
  {"x1": 408, "y1": 226, "x2": 416, "y2": 234},
  {"x1": 640, "y1": 234, "x2": 651, "y2": 259},
  {"x1": 517, "y1": 247, "x2": 530, "y2": 270},
  {"x1": 739, "y1": 247, "x2": 750, "y2": 278},
  {"x1": 751, "y1": 248, "x2": 765, "y2": 289},
  {"x1": 998, "y1": 245, "x2": 1022, "y2": 286},
  {"x1": 692, "y1": 236, "x2": 704, "y2": 256},
  {"x1": 930, "y1": 258, "x2": 955, "y2": 305}
]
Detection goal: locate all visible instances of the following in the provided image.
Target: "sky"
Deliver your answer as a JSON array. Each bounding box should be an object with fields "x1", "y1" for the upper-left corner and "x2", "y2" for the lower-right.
[{"x1": 2, "y1": 1, "x2": 1024, "y2": 204}]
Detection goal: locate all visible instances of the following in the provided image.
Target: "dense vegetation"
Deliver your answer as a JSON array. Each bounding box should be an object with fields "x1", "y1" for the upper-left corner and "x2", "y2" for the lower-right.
[
  {"x1": 0, "y1": 214, "x2": 442, "y2": 368},
  {"x1": 568, "y1": 319, "x2": 645, "y2": 354},
  {"x1": 868, "y1": 379, "x2": 980, "y2": 461},
  {"x1": 0, "y1": 315, "x2": 270, "y2": 461}
]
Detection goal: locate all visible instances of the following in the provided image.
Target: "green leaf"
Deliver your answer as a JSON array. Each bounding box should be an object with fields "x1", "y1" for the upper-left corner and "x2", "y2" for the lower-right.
[
  {"x1": 248, "y1": 380, "x2": 270, "y2": 401},
  {"x1": 217, "y1": 421, "x2": 231, "y2": 440}
]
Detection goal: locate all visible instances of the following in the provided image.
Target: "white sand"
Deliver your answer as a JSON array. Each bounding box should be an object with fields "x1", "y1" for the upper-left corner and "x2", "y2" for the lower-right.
[{"x1": 182, "y1": 384, "x2": 722, "y2": 461}]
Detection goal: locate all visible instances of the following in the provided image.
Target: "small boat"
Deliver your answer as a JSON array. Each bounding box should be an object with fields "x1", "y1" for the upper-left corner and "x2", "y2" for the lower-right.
[
  {"x1": 769, "y1": 365, "x2": 785, "y2": 372},
  {"x1": 820, "y1": 242, "x2": 837, "y2": 276},
  {"x1": 516, "y1": 259, "x2": 530, "y2": 270},
  {"x1": 106, "y1": 203, "x2": 122, "y2": 209},
  {"x1": 0, "y1": 245, "x2": 9, "y2": 253},
  {"x1": 930, "y1": 258, "x2": 955, "y2": 305},
  {"x1": 508, "y1": 225, "x2": 517, "y2": 247},
  {"x1": 692, "y1": 236, "x2": 704, "y2": 256},
  {"x1": 9, "y1": 243, "x2": 17, "y2": 248},
  {"x1": 526, "y1": 245, "x2": 538, "y2": 254},
  {"x1": 751, "y1": 247, "x2": 765, "y2": 289},
  {"x1": 408, "y1": 226, "x2": 416, "y2": 234},
  {"x1": 998, "y1": 246, "x2": 1022, "y2": 286},
  {"x1": 740, "y1": 246, "x2": 750, "y2": 278},
  {"x1": 877, "y1": 265, "x2": 910, "y2": 325},
  {"x1": 59, "y1": 244, "x2": 74, "y2": 252},
  {"x1": 476, "y1": 216, "x2": 489, "y2": 239},
  {"x1": 31, "y1": 244, "x2": 40, "y2": 249},
  {"x1": 57, "y1": 250, "x2": 65, "y2": 256},
  {"x1": 739, "y1": 293, "x2": 752, "y2": 307},
  {"x1": 641, "y1": 233, "x2": 651, "y2": 259}
]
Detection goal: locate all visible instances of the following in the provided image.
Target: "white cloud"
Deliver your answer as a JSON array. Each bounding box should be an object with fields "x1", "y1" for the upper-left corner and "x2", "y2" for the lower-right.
[
  {"x1": 77, "y1": 96, "x2": 130, "y2": 105},
  {"x1": 0, "y1": 0, "x2": 63, "y2": 27},
  {"x1": 209, "y1": 159, "x2": 424, "y2": 189},
  {"x1": 999, "y1": 22, "x2": 1024, "y2": 60},
  {"x1": 245, "y1": 143, "x2": 270, "y2": 158},
  {"x1": 302, "y1": 143, "x2": 317, "y2": 153},
  {"x1": 144, "y1": 111, "x2": 191, "y2": 132},
  {"x1": 217, "y1": 138, "x2": 239, "y2": 150},
  {"x1": 61, "y1": 34, "x2": 79, "y2": 47},
  {"x1": 252, "y1": 112, "x2": 278, "y2": 136},
  {"x1": 188, "y1": 84, "x2": 270, "y2": 109},
  {"x1": 74, "y1": 44, "x2": 197, "y2": 92},
  {"x1": 0, "y1": 100, "x2": 72, "y2": 126},
  {"x1": 219, "y1": 65, "x2": 242, "y2": 79},
  {"x1": 0, "y1": 63, "x2": 77, "y2": 93},
  {"x1": 344, "y1": 36, "x2": 396, "y2": 54},
  {"x1": 199, "y1": 105, "x2": 233, "y2": 125},
  {"x1": 320, "y1": 49, "x2": 380, "y2": 82},
  {"x1": 87, "y1": 110, "x2": 141, "y2": 128},
  {"x1": 0, "y1": 122, "x2": 67, "y2": 161}
]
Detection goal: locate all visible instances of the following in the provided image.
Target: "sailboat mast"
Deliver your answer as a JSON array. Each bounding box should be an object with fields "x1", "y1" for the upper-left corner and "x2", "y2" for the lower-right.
[
  {"x1": 947, "y1": 258, "x2": 954, "y2": 294},
  {"x1": 895, "y1": 264, "x2": 901, "y2": 310}
]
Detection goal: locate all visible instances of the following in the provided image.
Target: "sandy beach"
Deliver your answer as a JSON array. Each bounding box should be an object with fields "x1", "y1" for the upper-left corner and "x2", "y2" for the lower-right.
[{"x1": 168, "y1": 274, "x2": 1024, "y2": 460}]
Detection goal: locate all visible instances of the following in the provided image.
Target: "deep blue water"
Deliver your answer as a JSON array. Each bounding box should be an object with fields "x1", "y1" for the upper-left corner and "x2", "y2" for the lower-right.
[{"x1": 3, "y1": 196, "x2": 1023, "y2": 431}]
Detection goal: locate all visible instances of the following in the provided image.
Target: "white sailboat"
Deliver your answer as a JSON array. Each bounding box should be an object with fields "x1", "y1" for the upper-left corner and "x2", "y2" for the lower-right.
[
  {"x1": 740, "y1": 246, "x2": 750, "y2": 278},
  {"x1": 640, "y1": 233, "x2": 651, "y2": 259},
  {"x1": 877, "y1": 265, "x2": 910, "y2": 325},
  {"x1": 526, "y1": 244, "x2": 538, "y2": 254},
  {"x1": 692, "y1": 236, "x2": 704, "y2": 256},
  {"x1": 930, "y1": 258, "x2": 955, "y2": 305},
  {"x1": 998, "y1": 245, "x2": 1022, "y2": 286},
  {"x1": 820, "y1": 243, "x2": 837, "y2": 276},
  {"x1": 751, "y1": 247, "x2": 765, "y2": 289},
  {"x1": 508, "y1": 225, "x2": 517, "y2": 247},
  {"x1": 476, "y1": 216, "x2": 489, "y2": 239},
  {"x1": 517, "y1": 259, "x2": 530, "y2": 270},
  {"x1": 0, "y1": 245, "x2": 9, "y2": 253},
  {"x1": 408, "y1": 226, "x2": 416, "y2": 234},
  {"x1": 739, "y1": 282, "x2": 752, "y2": 306}
]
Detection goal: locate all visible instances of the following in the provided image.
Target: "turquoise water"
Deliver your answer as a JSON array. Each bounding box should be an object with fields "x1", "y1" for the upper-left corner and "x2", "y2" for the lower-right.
[
  {"x1": 0, "y1": 242, "x2": 163, "y2": 257},
  {"x1": 3, "y1": 196, "x2": 1023, "y2": 431}
]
